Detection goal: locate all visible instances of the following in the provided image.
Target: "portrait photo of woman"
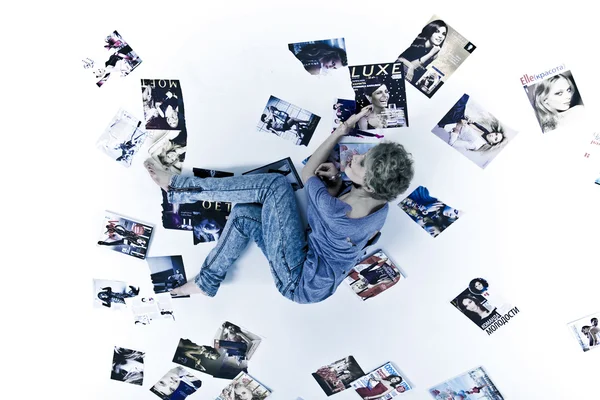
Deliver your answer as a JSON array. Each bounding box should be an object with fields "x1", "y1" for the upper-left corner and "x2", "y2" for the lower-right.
[
  {"x1": 453, "y1": 292, "x2": 498, "y2": 328},
  {"x1": 149, "y1": 129, "x2": 188, "y2": 174},
  {"x1": 468, "y1": 278, "x2": 489, "y2": 296},
  {"x1": 397, "y1": 19, "x2": 447, "y2": 84},
  {"x1": 110, "y1": 346, "x2": 145, "y2": 386},
  {"x1": 150, "y1": 367, "x2": 202, "y2": 400},
  {"x1": 288, "y1": 38, "x2": 347, "y2": 76}
]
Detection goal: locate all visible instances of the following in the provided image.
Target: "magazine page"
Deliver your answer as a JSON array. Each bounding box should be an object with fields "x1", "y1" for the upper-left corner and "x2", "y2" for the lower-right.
[
  {"x1": 150, "y1": 367, "x2": 202, "y2": 400},
  {"x1": 450, "y1": 278, "x2": 520, "y2": 335},
  {"x1": 126, "y1": 293, "x2": 175, "y2": 325},
  {"x1": 110, "y1": 346, "x2": 145, "y2": 386},
  {"x1": 350, "y1": 362, "x2": 412, "y2": 399},
  {"x1": 96, "y1": 109, "x2": 147, "y2": 167},
  {"x1": 242, "y1": 157, "x2": 304, "y2": 191},
  {"x1": 213, "y1": 321, "x2": 262, "y2": 361},
  {"x1": 216, "y1": 372, "x2": 271, "y2": 400},
  {"x1": 93, "y1": 279, "x2": 139, "y2": 310},
  {"x1": 148, "y1": 129, "x2": 188, "y2": 174},
  {"x1": 429, "y1": 366, "x2": 504, "y2": 400},
  {"x1": 345, "y1": 250, "x2": 404, "y2": 301},
  {"x1": 288, "y1": 38, "x2": 347, "y2": 76},
  {"x1": 83, "y1": 30, "x2": 142, "y2": 88},
  {"x1": 146, "y1": 255, "x2": 189, "y2": 298},
  {"x1": 432, "y1": 94, "x2": 518, "y2": 168},
  {"x1": 349, "y1": 62, "x2": 408, "y2": 130},
  {"x1": 334, "y1": 98, "x2": 386, "y2": 141},
  {"x1": 191, "y1": 201, "x2": 232, "y2": 245},
  {"x1": 312, "y1": 356, "x2": 365, "y2": 396},
  {"x1": 398, "y1": 186, "x2": 462, "y2": 238},
  {"x1": 567, "y1": 312, "x2": 600, "y2": 352},
  {"x1": 141, "y1": 79, "x2": 186, "y2": 132},
  {"x1": 520, "y1": 65, "x2": 585, "y2": 134},
  {"x1": 339, "y1": 143, "x2": 378, "y2": 181},
  {"x1": 397, "y1": 15, "x2": 476, "y2": 98},
  {"x1": 97, "y1": 211, "x2": 153, "y2": 259},
  {"x1": 257, "y1": 95, "x2": 321, "y2": 146}
]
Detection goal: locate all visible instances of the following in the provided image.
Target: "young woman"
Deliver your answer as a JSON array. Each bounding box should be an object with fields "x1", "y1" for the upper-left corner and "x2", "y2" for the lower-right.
[
  {"x1": 468, "y1": 278, "x2": 489, "y2": 296},
  {"x1": 458, "y1": 294, "x2": 496, "y2": 325},
  {"x1": 397, "y1": 20, "x2": 448, "y2": 83},
  {"x1": 145, "y1": 106, "x2": 414, "y2": 304},
  {"x1": 357, "y1": 80, "x2": 391, "y2": 130}
]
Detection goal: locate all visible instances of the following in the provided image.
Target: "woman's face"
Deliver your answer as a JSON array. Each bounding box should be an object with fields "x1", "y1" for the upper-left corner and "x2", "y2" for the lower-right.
[
  {"x1": 485, "y1": 132, "x2": 504, "y2": 145},
  {"x1": 234, "y1": 385, "x2": 253, "y2": 400},
  {"x1": 116, "y1": 358, "x2": 143, "y2": 376},
  {"x1": 462, "y1": 298, "x2": 479, "y2": 312},
  {"x1": 166, "y1": 106, "x2": 179, "y2": 128},
  {"x1": 368, "y1": 85, "x2": 390, "y2": 108},
  {"x1": 442, "y1": 207, "x2": 460, "y2": 219},
  {"x1": 344, "y1": 151, "x2": 369, "y2": 186},
  {"x1": 430, "y1": 26, "x2": 447, "y2": 46},
  {"x1": 322, "y1": 55, "x2": 343, "y2": 70},
  {"x1": 155, "y1": 371, "x2": 180, "y2": 395},
  {"x1": 164, "y1": 150, "x2": 179, "y2": 164},
  {"x1": 544, "y1": 77, "x2": 573, "y2": 112},
  {"x1": 426, "y1": 225, "x2": 441, "y2": 236},
  {"x1": 474, "y1": 281, "x2": 484, "y2": 291},
  {"x1": 389, "y1": 376, "x2": 402, "y2": 384}
]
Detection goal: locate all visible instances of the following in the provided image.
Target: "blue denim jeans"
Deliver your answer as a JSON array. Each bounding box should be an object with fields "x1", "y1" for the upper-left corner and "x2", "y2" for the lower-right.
[{"x1": 167, "y1": 173, "x2": 307, "y2": 302}]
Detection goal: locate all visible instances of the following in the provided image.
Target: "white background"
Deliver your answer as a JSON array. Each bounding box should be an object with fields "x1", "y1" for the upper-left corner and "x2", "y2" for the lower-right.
[{"x1": 3, "y1": 0, "x2": 600, "y2": 399}]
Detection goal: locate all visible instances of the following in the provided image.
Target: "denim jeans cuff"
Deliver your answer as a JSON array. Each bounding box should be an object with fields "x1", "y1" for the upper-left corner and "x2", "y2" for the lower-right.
[{"x1": 194, "y1": 275, "x2": 217, "y2": 297}]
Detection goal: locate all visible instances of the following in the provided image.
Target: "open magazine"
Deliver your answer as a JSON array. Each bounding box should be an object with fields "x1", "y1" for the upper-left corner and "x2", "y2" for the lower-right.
[{"x1": 345, "y1": 250, "x2": 404, "y2": 301}]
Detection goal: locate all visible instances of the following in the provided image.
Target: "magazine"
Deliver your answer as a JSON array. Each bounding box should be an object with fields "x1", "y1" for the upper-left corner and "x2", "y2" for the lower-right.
[
  {"x1": 150, "y1": 367, "x2": 202, "y2": 400},
  {"x1": 96, "y1": 109, "x2": 147, "y2": 166},
  {"x1": 173, "y1": 338, "x2": 248, "y2": 379},
  {"x1": 93, "y1": 279, "x2": 139, "y2": 310},
  {"x1": 288, "y1": 38, "x2": 347, "y2": 76},
  {"x1": 333, "y1": 98, "x2": 385, "y2": 140},
  {"x1": 126, "y1": 293, "x2": 175, "y2": 325},
  {"x1": 397, "y1": 15, "x2": 476, "y2": 98},
  {"x1": 429, "y1": 366, "x2": 504, "y2": 400},
  {"x1": 193, "y1": 168, "x2": 235, "y2": 178},
  {"x1": 432, "y1": 94, "x2": 518, "y2": 168},
  {"x1": 97, "y1": 211, "x2": 153, "y2": 259},
  {"x1": 312, "y1": 356, "x2": 365, "y2": 396},
  {"x1": 148, "y1": 128, "x2": 188, "y2": 174},
  {"x1": 567, "y1": 312, "x2": 600, "y2": 352},
  {"x1": 242, "y1": 157, "x2": 304, "y2": 191},
  {"x1": 339, "y1": 143, "x2": 378, "y2": 181},
  {"x1": 521, "y1": 65, "x2": 585, "y2": 133},
  {"x1": 345, "y1": 250, "x2": 403, "y2": 301},
  {"x1": 349, "y1": 62, "x2": 408, "y2": 129},
  {"x1": 350, "y1": 362, "x2": 412, "y2": 399},
  {"x1": 583, "y1": 132, "x2": 600, "y2": 160},
  {"x1": 213, "y1": 321, "x2": 262, "y2": 361},
  {"x1": 146, "y1": 255, "x2": 188, "y2": 298},
  {"x1": 110, "y1": 346, "x2": 145, "y2": 386},
  {"x1": 398, "y1": 186, "x2": 461, "y2": 238},
  {"x1": 257, "y1": 96, "x2": 321, "y2": 146},
  {"x1": 216, "y1": 372, "x2": 271, "y2": 400},
  {"x1": 141, "y1": 79, "x2": 186, "y2": 131},
  {"x1": 450, "y1": 278, "x2": 519, "y2": 335},
  {"x1": 83, "y1": 30, "x2": 142, "y2": 88}
]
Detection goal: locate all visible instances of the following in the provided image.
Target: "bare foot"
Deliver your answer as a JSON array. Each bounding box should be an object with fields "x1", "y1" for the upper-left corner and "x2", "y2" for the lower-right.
[
  {"x1": 171, "y1": 281, "x2": 208, "y2": 297},
  {"x1": 144, "y1": 159, "x2": 173, "y2": 192}
]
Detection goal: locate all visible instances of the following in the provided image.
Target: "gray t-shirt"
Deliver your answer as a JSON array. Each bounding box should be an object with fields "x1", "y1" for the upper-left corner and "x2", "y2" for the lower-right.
[{"x1": 295, "y1": 176, "x2": 388, "y2": 303}]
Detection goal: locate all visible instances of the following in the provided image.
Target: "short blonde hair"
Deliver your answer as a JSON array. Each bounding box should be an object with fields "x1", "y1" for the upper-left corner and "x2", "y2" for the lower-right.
[{"x1": 364, "y1": 142, "x2": 414, "y2": 202}]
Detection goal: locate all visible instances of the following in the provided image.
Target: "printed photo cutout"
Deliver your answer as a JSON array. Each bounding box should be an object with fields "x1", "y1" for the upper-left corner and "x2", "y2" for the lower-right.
[
  {"x1": 429, "y1": 366, "x2": 504, "y2": 400},
  {"x1": 127, "y1": 293, "x2": 175, "y2": 325},
  {"x1": 333, "y1": 98, "x2": 385, "y2": 140},
  {"x1": 432, "y1": 94, "x2": 517, "y2": 168},
  {"x1": 93, "y1": 279, "x2": 139, "y2": 310},
  {"x1": 173, "y1": 339, "x2": 248, "y2": 379},
  {"x1": 216, "y1": 372, "x2": 272, "y2": 400},
  {"x1": 345, "y1": 250, "x2": 404, "y2": 301},
  {"x1": 349, "y1": 62, "x2": 408, "y2": 130},
  {"x1": 96, "y1": 109, "x2": 147, "y2": 167},
  {"x1": 83, "y1": 30, "x2": 142, "y2": 88},
  {"x1": 110, "y1": 346, "x2": 145, "y2": 386},
  {"x1": 213, "y1": 321, "x2": 262, "y2": 361},
  {"x1": 312, "y1": 356, "x2": 365, "y2": 396},
  {"x1": 150, "y1": 367, "x2": 202, "y2": 400},
  {"x1": 399, "y1": 186, "x2": 461, "y2": 238},
  {"x1": 288, "y1": 38, "x2": 347, "y2": 76},
  {"x1": 567, "y1": 312, "x2": 600, "y2": 352},
  {"x1": 192, "y1": 168, "x2": 234, "y2": 178},
  {"x1": 397, "y1": 15, "x2": 476, "y2": 98},
  {"x1": 141, "y1": 79, "x2": 186, "y2": 131},
  {"x1": 242, "y1": 157, "x2": 304, "y2": 191},
  {"x1": 339, "y1": 143, "x2": 378, "y2": 181},
  {"x1": 596, "y1": 174, "x2": 600, "y2": 185},
  {"x1": 522, "y1": 68, "x2": 584, "y2": 133},
  {"x1": 97, "y1": 212, "x2": 153, "y2": 259},
  {"x1": 258, "y1": 96, "x2": 320, "y2": 146},
  {"x1": 146, "y1": 255, "x2": 188, "y2": 298},
  {"x1": 350, "y1": 362, "x2": 412, "y2": 399},
  {"x1": 450, "y1": 278, "x2": 519, "y2": 335},
  {"x1": 149, "y1": 129, "x2": 188, "y2": 174}
]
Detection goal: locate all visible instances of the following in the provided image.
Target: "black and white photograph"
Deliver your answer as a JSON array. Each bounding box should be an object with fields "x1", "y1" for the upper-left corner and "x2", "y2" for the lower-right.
[
  {"x1": 568, "y1": 312, "x2": 600, "y2": 352},
  {"x1": 288, "y1": 37, "x2": 347, "y2": 76},
  {"x1": 216, "y1": 372, "x2": 272, "y2": 400},
  {"x1": 397, "y1": 15, "x2": 476, "y2": 97},
  {"x1": 96, "y1": 109, "x2": 147, "y2": 167},
  {"x1": 432, "y1": 94, "x2": 518, "y2": 168},
  {"x1": 312, "y1": 356, "x2": 365, "y2": 396},
  {"x1": 173, "y1": 338, "x2": 248, "y2": 379},
  {"x1": 150, "y1": 367, "x2": 202, "y2": 400},
  {"x1": 333, "y1": 98, "x2": 385, "y2": 140},
  {"x1": 148, "y1": 129, "x2": 188, "y2": 174},
  {"x1": 141, "y1": 79, "x2": 186, "y2": 131},
  {"x1": 213, "y1": 321, "x2": 262, "y2": 361},
  {"x1": 83, "y1": 30, "x2": 142, "y2": 88},
  {"x1": 192, "y1": 168, "x2": 235, "y2": 178},
  {"x1": 146, "y1": 255, "x2": 189, "y2": 297},
  {"x1": 110, "y1": 346, "x2": 145, "y2": 386},
  {"x1": 93, "y1": 279, "x2": 139, "y2": 310},
  {"x1": 349, "y1": 62, "x2": 408, "y2": 129},
  {"x1": 257, "y1": 96, "x2": 320, "y2": 146},
  {"x1": 127, "y1": 293, "x2": 175, "y2": 325},
  {"x1": 191, "y1": 201, "x2": 232, "y2": 245},
  {"x1": 398, "y1": 186, "x2": 462, "y2": 238},
  {"x1": 97, "y1": 212, "x2": 153, "y2": 259},
  {"x1": 242, "y1": 157, "x2": 304, "y2": 191},
  {"x1": 522, "y1": 68, "x2": 585, "y2": 133}
]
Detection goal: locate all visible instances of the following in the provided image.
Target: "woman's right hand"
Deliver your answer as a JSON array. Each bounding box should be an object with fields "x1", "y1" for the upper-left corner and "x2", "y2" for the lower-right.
[{"x1": 315, "y1": 162, "x2": 339, "y2": 180}]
